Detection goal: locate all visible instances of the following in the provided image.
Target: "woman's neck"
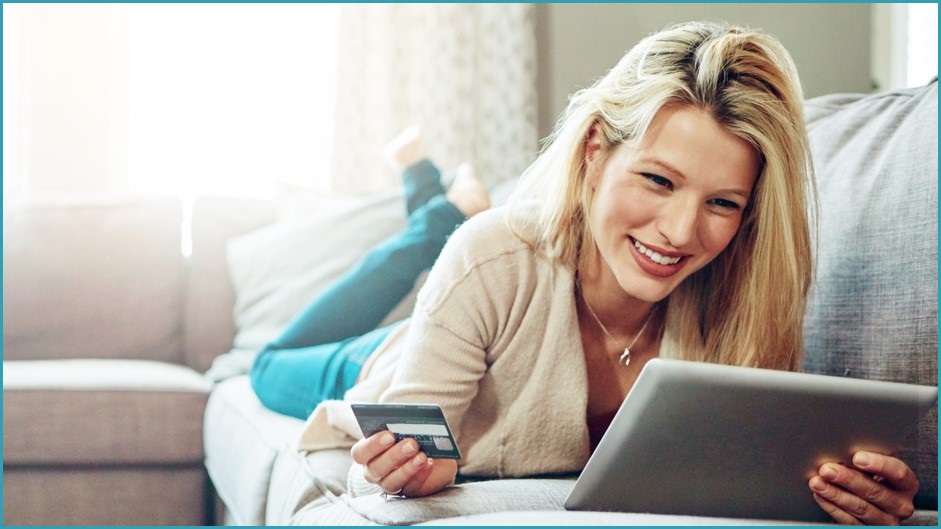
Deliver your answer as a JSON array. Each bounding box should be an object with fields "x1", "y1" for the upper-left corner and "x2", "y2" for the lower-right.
[{"x1": 575, "y1": 267, "x2": 657, "y2": 337}]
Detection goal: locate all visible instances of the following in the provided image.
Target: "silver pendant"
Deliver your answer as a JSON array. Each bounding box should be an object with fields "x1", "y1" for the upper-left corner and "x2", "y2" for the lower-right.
[{"x1": 619, "y1": 348, "x2": 631, "y2": 366}]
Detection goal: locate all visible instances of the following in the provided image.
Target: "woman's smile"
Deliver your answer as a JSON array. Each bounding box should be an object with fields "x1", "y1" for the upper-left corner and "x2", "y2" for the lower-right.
[{"x1": 629, "y1": 237, "x2": 688, "y2": 277}]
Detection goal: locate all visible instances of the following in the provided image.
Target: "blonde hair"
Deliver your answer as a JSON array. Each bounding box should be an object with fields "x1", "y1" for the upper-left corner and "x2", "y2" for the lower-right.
[{"x1": 511, "y1": 21, "x2": 816, "y2": 371}]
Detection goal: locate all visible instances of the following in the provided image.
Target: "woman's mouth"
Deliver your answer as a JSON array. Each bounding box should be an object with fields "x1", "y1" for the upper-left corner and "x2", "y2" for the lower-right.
[{"x1": 633, "y1": 239, "x2": 683, "y2": 265}]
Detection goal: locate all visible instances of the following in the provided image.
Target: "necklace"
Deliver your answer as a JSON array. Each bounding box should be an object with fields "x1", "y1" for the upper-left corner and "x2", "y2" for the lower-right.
[{"x1": 577, "y1": 280, "x2": 656, "y2": 367}]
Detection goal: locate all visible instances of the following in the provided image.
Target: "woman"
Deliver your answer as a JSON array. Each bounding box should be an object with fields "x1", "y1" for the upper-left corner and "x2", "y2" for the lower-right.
[{"x1": 295, "y1": 22, "x2": 918, "y2": 525}]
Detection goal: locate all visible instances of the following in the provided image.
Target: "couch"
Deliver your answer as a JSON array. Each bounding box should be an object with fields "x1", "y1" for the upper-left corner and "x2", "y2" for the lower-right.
[{"x1": 3, "y1": 81, "x2": 936, "y2": 526}]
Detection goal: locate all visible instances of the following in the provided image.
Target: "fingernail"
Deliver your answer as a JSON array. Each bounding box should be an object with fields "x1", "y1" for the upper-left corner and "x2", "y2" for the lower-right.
[
  {"x1": 402, "y1": 441, "x2": 417, "y2": 455},
  {"x1": 412, "y1": 453, "x2": 426, "y2": 467},
  {"x1": 380, "y1": 433, "x2": 395, "y2": 446},
  {"x1": 853, "y1": 452, "x2": 872, "y2": 467},
  {"x1": 821, "y1": 466, "x2": 838, "y2": 480},
  {"x1": 810, "y1": 477, "x2": 827, "y2": 492}
]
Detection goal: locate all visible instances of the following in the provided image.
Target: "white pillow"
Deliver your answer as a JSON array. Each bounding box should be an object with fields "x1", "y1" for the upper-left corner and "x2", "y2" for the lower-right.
[{"x1": 204, "y1": 189, "x2": 409, "y2": 381}]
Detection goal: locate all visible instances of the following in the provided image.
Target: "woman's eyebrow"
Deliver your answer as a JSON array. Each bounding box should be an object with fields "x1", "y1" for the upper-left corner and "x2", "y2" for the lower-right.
[
  {"x1": 638, "y1": 157, "x2": 752, "y2": 199},
  {"x1": 636, "y1": 158, "x2": 686, "y2": 180}
]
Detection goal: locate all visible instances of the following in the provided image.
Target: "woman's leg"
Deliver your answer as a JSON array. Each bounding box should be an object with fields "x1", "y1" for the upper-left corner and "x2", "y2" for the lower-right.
[
  {"x1": 402, "y1": 159, "x2": 445, "y2": 215},
  {"x1": 265, "y1": 194, "x2": 466, "y2": 350},
  {"x1": 250, "y1": 167, "x2": 489, "y2": 417},
  {"x1": 251, "y1": 322, "x2": 405, "y2": 419}
]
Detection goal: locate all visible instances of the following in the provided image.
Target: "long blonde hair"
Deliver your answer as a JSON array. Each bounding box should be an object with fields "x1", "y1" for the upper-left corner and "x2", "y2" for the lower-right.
[{"x1": 510, "y1": 21, "x2": 816, "y2": 371}]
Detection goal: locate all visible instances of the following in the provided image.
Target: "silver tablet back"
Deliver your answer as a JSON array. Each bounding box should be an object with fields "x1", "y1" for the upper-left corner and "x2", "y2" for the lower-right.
[{"x1": 564, "y1": 358, "x2": 938, "y2": 522}]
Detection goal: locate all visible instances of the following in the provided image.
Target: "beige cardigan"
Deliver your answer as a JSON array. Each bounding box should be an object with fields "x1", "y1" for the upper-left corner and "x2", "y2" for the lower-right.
[{"x1": 298, "y1": 204, "x2": 626, "y2": 478}]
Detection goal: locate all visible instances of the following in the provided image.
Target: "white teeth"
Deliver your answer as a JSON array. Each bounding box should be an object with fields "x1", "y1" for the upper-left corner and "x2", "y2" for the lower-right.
[{"x1": 634, "y1": 240, "x2": 682, "y2": 265}]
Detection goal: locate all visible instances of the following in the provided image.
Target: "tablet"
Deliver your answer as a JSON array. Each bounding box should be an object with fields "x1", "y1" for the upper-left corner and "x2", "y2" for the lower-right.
[{"x1": 564, "y1": 358, "x2": 937, "y2": 522}]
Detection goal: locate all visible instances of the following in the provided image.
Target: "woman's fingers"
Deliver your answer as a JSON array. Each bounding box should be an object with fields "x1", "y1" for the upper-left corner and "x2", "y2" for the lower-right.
[
  {"x1": 811, "y1": 491, "x2": 865, "y2": 526},
  {"x1": 378, "y1": 450, "x2": 432, "y2": 494},
  {"x1": 810, "y1": 471, "x2": 896, "y2": 525},
  {"x1": 350, "y1": 431, "x2": 433, "y2": 493},
  {"x1": 808, "y1": 453, "x2": 919, "y2": 525},
  {"x1": 851, "y1": 452, "x2": 920, "y2": 501},
  {"x1": 350, "y1": 430, "x2": 397, "y2": 471}
]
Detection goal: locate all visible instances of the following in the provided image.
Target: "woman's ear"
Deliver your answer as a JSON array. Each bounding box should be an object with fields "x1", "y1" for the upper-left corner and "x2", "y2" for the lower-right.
[
  {"x1": 584, "y1": 122, "x2": 604, "y2": 165},
  {"x1": 584, "y1": 122, "x2": 605, "y2": 187}
]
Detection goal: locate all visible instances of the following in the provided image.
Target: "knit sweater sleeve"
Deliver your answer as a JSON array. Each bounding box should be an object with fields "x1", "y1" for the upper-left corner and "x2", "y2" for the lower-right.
[{"x1": 376, "y1": 206, "x2": 541, "y2": 440}]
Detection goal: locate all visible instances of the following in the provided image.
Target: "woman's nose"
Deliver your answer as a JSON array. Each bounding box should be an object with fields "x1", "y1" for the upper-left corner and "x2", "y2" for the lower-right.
[{"x1": 656, "y1": 195, "x2": 698, "y2": 248}]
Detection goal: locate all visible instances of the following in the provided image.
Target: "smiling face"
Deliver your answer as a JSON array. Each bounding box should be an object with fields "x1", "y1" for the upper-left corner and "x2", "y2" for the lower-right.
[{"x1": 584, "y1": 105, "x2": 760, "y2": 303}]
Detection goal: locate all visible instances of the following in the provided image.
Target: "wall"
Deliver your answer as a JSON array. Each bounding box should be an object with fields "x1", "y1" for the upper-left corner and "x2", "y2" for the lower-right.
[{"x1": 535, "y1": 3, "x2": 872, "y2": 138}]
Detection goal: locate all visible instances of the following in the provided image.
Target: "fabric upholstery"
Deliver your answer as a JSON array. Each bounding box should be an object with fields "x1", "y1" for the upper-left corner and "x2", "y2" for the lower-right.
[
  {"x1": 204, "y1": 376, "x2": 357, "y2": 526},
  {"x1": 802, "y1": 81, "x2": 938, "y2": 506},
  {"x1": 289, "y1": 494, "x2": 383, "y2": 526},
  {"x1": 416, "y1": 510, "x2": 822, "y2": 526},
  {"x1": 203, "y1": 375, "x2": 306, "y2": 526},
  {"x1": 185, "y1": 194, "x2": 279, "y2": 372},
  {"x1": 2, "y1": 466, "x2": 209, "y2": 526},
  {"x1": 345, "y1": 479, "x2": 575, "y2": 526},
  {"x1": 3, "y1": 359, "x2": 209, "y2": 465},
  {"x1": 266, "y1": 448, "x2": 353, "y2": 525},
  {"x1": 2, "y1": 196, "x2": 185, "y2": 363},
  {"x1": 287, "y1": 479, "x2": 574, "y2": 526}
]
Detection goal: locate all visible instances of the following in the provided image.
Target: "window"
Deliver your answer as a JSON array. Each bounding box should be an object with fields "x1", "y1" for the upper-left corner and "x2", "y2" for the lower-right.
[
  {"x1": 906, "y1": 3, "x2": 938, "y2": 87},
  {"x1": 3, "y1": 6, "x2": 23, "y2": 199},
  {"x1": 120, "y1": 4, "x2": 341, "y2": 200},
  {"x1": 872, "y1": 3, "x2": 939, "y2": 91},
  {"x1": 3, "y1": 4, "x2": 341, "y2": 201}
]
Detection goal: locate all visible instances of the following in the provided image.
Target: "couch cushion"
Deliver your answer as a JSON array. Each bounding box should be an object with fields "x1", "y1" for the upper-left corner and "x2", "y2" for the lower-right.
[
  {"x1": 266, "y1": 445, "x2": 353, "y2": 525},
  {"x1": 802, "y1": 81, "x2": 938, "y2": 506},
  {"x1": 3, "y1": 196, "x2": 186, "y2": 363},
  {"x1": 418, "y1": 510, "x2": 821, "y2": 526},
  {"x1": 3, "y1": 359, "x2": 210, "y2": 465},
  {"x1": 288, "y1": 479, "x2": 575, "y2": 526},
  {"x1": 203, "y1": 375, "x2": 306, "y2": 526}
]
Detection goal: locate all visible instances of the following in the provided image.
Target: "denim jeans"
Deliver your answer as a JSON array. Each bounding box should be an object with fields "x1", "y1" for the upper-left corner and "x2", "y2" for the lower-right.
[{"x1": 250, "y1": 160, "x2": 466, "y2": 419}]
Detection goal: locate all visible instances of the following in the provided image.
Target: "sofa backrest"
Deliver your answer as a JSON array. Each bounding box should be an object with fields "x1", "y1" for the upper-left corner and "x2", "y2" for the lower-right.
[
  {"x1": 184, "y1": 195, "x2": 279, "y2": 372},
  {"x1": 802, "y1": 81, "x2": 938, "y2": 507},
  {"x1": 3, "y1": 196, "x2": 187, "y2": 364}
]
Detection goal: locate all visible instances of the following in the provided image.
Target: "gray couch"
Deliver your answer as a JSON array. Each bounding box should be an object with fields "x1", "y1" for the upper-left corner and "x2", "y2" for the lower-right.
[{"x1": 3, "y1": 81, "x2": 936, "y2": 526}]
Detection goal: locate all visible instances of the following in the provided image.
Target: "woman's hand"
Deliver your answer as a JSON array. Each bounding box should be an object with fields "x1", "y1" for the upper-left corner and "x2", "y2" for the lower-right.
[
  {"x1": 351, "y1": 430, "x2": 458, "y2": 498},
  {"x1": 808, "y1": 451, "x2": 919, "y2": 525}
]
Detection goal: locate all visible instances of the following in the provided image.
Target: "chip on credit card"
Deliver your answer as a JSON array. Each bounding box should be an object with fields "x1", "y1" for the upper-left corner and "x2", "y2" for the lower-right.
[{"x1": 351, "y1": 403, "x2": 462, "y2": 459}]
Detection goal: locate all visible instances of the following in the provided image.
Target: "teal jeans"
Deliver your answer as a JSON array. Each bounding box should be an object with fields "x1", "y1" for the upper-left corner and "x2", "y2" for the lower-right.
[{"x1": 250, "y1": 160, "x2": 466, "y2": 419}]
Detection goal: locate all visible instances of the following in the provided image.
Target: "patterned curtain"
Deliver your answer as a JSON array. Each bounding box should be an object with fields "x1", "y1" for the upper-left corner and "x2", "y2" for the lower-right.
[{"x1": 328, "y1": 4, "x2": 538, "y2": 193}]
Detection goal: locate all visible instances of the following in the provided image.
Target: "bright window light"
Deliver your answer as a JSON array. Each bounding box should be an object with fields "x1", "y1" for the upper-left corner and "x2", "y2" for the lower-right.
[
  {"x1": 907, "y1": 3, "x2": 938, "y2": 87},
  {"x1": 3, "y1": 6, "x2": 23, "y2": 199},
  {"x1": 120, "y1": 4, "x2": 341, "y2": 200}
]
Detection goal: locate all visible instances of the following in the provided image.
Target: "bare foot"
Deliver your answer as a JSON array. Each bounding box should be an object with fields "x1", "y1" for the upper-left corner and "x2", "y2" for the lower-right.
[
  {"x1": 383, "y1": 126, "x2": 424, "y2": 170},
  {"x1": 447, "y1": 163, "x2": 490, "y2": 217}
]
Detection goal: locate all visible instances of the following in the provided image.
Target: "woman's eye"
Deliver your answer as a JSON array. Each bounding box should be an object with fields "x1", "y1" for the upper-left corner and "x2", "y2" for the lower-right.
[
  {"x1": 642, "y1": 173, "x2": 672, "y2": 189},
  {"x1": 710, "y1": 198, "x2": 742, "y2": 210}
]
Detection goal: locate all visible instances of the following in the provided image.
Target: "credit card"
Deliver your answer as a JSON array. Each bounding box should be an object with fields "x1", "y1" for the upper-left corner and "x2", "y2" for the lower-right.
[{"x1": 351, "y1": 403, "x2": 462, "y2": 459}]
